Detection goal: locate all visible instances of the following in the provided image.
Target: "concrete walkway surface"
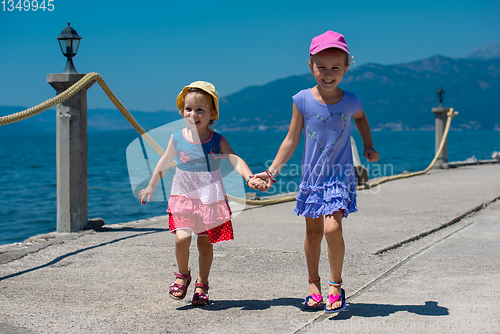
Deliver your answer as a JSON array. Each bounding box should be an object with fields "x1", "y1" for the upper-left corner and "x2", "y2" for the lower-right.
[{"x1": 0, "y1": 164, "x2": 499, "y2": 334}]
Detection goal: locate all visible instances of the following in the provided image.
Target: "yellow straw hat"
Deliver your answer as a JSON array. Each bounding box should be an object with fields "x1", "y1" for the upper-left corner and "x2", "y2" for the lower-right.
[{"x1": 176, "y1": 81, "x2": 219, "y2": 121}]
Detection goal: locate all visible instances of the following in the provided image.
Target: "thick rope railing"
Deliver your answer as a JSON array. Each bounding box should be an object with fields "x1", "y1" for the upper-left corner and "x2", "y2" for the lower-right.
[
  {"x1": 0, "y1": 72, "x2": 165, "y2": 158},
  {"x1": 0, "y1": 73, "x2": 456, "y2": 205},
  {"x1": 356, "y1": 108, "x2": 456, "y2": 190}
]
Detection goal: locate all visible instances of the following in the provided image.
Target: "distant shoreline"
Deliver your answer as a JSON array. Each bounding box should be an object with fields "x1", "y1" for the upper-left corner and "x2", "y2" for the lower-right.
[{"x1": 2, "y1": 127, "x2": 499, "y2": 134}]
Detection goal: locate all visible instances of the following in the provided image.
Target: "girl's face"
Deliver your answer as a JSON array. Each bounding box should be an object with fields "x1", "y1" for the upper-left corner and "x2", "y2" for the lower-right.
[
  {"x1": 182, "y1": 92, "x2": 216, "y2": 132},
  {"x1": 309, "y1": 48, "x2": 349, "y2": 93}
]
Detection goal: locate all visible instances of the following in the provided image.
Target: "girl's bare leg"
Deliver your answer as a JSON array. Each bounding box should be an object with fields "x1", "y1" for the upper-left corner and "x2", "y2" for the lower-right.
[
  {"x1": 324, "y1": 210, "x2": 344, "y2": 311},
  {"x1": 195, "y1": 235, "x2": 213, "y2": 295},
  {"x1": 304, "y1": 216, "x2": 324, "y2": 307},
  {"x1": 172, "y1": 229, "x2": 192, "y2": 298}
]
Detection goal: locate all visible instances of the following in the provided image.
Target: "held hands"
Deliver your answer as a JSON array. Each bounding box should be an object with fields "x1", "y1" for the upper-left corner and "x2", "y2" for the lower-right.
[
  {"x1": 364, "y1": 147, "x2": 379, "y2": 162},
  {"x1": 247, "y1": 176, "x2": 268, "y2": 191},
  {"x1": 251, "y1": 171, "x2": 274, "y2": 192},
  {"x1": 139, "y1": 186, "x2": 155, "y2": 205}
]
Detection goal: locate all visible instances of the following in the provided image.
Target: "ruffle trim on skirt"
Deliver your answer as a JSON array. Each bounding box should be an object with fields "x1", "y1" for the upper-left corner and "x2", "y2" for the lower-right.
[
  {"x1": 167, "y1": 195, "x2": 233, "y2": 244},
  {"x1": 168, "y1": 214, "x2": 234, "y2": 244},
  {"x1": 294, "y1": 180, "x2": 358, "y2": 218}
]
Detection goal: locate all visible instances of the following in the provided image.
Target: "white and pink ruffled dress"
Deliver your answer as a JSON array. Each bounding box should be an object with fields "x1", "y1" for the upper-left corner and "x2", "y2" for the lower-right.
[{"x1": 167, "y1": 129, "x2": 233, "y2": 244}]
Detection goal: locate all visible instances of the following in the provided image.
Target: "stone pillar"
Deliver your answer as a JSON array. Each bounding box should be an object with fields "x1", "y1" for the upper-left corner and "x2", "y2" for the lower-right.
[
  {"x1": 47, "y1": 73, "x2": 89, "y2": 232},
  {"x1": 431, "y1": 105, "x2": 450, "y2": 169}
]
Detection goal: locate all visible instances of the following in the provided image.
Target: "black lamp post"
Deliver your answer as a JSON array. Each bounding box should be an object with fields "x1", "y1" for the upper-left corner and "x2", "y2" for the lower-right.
[
  {"x1": 437, "y1": 87, "x2": 445, "y2": 106},
  {"x1": 57, "y1": 23, "x2": 82, "y2": 74}
]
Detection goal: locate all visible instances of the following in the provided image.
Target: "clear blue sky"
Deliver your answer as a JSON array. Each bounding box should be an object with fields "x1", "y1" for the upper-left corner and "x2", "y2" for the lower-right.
[{"x1": 1, "y1": 0, "x2": 499, "y2": 112}]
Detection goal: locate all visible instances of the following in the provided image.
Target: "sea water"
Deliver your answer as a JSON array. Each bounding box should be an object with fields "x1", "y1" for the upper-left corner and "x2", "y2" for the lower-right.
[{"x1": 0, "y1": 130, "x2": 498, "y2": 245}]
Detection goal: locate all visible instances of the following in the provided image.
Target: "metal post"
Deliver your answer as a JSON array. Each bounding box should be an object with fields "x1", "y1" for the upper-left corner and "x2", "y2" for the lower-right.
[
  {"x1": 47, "y1": 73, "x2": 89, "y2": 232},
  {"x1": 431, "y1": 105, "x2": 450, "y2": 168}
]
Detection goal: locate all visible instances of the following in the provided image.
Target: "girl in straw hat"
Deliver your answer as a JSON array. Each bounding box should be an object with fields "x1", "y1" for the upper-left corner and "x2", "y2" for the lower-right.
[{"x1": 139, "y1": 81, "x2": 265, "y2": 306}]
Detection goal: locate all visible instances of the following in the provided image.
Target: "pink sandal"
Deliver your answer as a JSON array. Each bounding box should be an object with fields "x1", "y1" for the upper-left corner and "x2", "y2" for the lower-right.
[
  {"x1": 192, "y1": 281, "x2": 210, "y2": 306},
  {"x1": 304, "y1": 276, "x2": 323, "y2": 310},
  {"x1": 325, "y1": 279, "x2": 346, "y2": 313},
  {"x1": 169, "y1": 269, "x2": 191, "y2": 300}
]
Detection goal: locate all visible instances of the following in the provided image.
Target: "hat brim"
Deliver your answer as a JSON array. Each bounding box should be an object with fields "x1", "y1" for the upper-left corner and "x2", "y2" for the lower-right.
[
  {"x1": 176, "y1": 83, "x2": 219, "y2": 121},
  {"x1": 310, "y1": 43, "x2": 350, "y2": 56}
]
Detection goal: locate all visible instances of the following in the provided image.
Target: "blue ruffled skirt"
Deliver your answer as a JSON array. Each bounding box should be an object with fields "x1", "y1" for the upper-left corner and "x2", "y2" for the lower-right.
[{"x1": 293, "y1": 180, "x2": 357, "y2": 218}]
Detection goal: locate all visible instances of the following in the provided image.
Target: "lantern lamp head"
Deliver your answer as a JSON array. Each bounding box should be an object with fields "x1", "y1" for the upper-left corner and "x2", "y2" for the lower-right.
[
  {"x1": 437, "y1": 87, "x2": 445, "y2": 106},
  {"x1": 57, "y1": 23, "x2": 82, "y2": 73}
]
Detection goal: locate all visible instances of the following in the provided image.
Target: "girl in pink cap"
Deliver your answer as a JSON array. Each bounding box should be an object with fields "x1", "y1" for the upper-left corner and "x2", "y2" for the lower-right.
[
  {"x1": 257, "y1": 31, "x2": 379, "y2": 313},
  {"x1": 139, "y1": 81, "x2": 265, "y2": 306}
]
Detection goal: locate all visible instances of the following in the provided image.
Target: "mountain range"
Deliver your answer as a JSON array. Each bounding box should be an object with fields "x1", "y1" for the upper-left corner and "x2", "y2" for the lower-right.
[
  {"x1": 218, "y1": 42, "x2": 500, "y2": 131},
  {"x1": 1, "y1": 42, "x2": 499, "y2": 133}
]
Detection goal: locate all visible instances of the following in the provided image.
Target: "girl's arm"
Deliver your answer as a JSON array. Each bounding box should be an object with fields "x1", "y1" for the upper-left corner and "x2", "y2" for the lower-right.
[
  {"x1": 352, "y1": 108, "x2": 379, "y2": 162},
  {"x1": 267, "y1": 102, "x2": 304, "y2": 176},
  {"x1": 139, "y1": 139, "x2": 177, "y2": 204},
  {"x1": 220, "y1": 139, "x2": 265, "y2": 190}
]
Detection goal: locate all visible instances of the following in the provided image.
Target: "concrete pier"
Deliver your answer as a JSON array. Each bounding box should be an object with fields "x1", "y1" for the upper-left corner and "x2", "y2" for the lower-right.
[{"x1": 1, "y1": 164, "x2": 499, "y2": 333}]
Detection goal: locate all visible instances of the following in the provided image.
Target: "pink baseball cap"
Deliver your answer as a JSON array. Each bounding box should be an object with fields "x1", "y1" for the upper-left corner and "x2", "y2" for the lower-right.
[{"x1": 309, "y1": 30, "x2": 350, "y2": 56}]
